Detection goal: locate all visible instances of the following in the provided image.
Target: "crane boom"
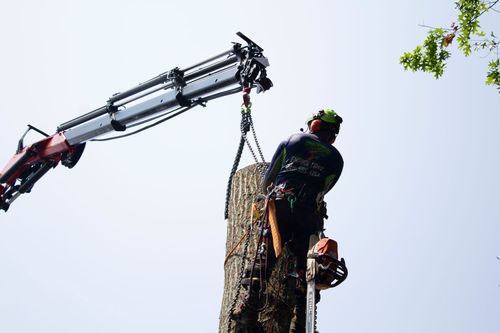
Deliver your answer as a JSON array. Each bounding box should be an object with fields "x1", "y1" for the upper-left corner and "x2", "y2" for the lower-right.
[{"x1": 0, "y1": 32, "x2": 272, "y2": 212}]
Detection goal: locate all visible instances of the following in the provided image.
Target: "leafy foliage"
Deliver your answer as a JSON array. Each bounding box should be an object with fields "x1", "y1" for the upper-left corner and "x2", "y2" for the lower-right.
[
  {"x1": 400, "y1": 0, "x2": 499, "y2": 92},
  {"x1": 486, "y1": 59, "x2": 500, "y2": 89},
  {"x1": 400, "y1": 28, "x2": 451, "y2": 78},
  {"x1": 455, "y1": 0, "x2": 488, "y2": 55}
]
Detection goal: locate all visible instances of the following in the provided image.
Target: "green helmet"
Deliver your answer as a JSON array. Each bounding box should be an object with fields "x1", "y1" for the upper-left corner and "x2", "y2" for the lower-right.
[{"x1": 307, "y1": 108, "x2": 342, "y2": 124}]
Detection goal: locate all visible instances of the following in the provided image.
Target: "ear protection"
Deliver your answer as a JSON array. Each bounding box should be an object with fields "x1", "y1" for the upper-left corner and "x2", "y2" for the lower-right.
[
  {"x1": 309, "y1": 119, "x2": 322, "y2": 133},
  {"x1": 308, "y1": 110, "x2": 327, "y2": 133}
]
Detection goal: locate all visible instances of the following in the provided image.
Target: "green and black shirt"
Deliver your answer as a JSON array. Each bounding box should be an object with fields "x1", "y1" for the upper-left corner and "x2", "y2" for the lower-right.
[{"x1": 263, "y1": 133, "x2": 343, "y2": 206}]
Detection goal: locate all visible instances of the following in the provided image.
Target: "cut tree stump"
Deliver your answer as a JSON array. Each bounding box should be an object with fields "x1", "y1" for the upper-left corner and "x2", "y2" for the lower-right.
[{"x1": 219, "y1": 163, "x2": 296, "y2": 333}]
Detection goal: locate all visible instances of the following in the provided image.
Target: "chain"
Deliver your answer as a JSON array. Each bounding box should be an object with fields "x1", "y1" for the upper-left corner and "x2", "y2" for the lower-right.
[
  {"x1": 242, "y1": 111, "x2": 259, "y2": 164},
  {"x1": 248, "y1": 114, "x2": 266, "y2": 163},
  {"x1": 244, "y1": 137, "x2": 258, "y2": 163},
  {"x1": 224, "y1": 103, "x2": 265, "y2": 219},
  {"x1": 314, "y1": 301, "x2": 318, "y2": 333},
  {"x1": 224, "y1": 112, "x2": 248, "y2": 219}
]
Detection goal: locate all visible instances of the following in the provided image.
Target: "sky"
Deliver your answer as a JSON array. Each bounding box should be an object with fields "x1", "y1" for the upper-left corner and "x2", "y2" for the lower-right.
[{"x1": 0, "y1": 1, "x2": 499, "y2": 332}]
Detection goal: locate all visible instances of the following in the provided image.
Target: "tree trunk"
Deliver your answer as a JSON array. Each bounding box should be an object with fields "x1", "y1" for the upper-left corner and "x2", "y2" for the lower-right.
[{"x1": 219, "y1": 163, "x2": 295, "y2": 333}]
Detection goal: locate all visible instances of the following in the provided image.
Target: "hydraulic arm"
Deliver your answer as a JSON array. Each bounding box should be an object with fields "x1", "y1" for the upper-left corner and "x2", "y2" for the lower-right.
[{"x1": 0, "y1": 32, "x2": 272, "y2": 212}]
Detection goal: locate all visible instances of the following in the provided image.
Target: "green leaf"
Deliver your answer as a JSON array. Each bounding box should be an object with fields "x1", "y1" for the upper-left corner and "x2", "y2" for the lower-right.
[{"x1": 486, "y1": 59, "x2": 500, "y2": 87}]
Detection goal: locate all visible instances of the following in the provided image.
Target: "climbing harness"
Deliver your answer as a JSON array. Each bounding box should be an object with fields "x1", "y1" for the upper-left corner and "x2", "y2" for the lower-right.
[{"x1": 224, "y1": 86, "x2": 266, "y2": 219}]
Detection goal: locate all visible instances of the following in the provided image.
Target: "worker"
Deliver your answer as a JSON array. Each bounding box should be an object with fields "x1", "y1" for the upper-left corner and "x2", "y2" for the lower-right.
[
  {"x1": 264, "y1": 108, "x2": 343, "y2": 332},
  {"x1": 233, "y1": 108, "x2": 344, "y2": 333}
]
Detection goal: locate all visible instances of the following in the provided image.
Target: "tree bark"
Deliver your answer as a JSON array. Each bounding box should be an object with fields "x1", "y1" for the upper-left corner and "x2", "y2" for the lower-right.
[{"x1": 219, "y1": 163, "x2": 295, "y2": 333}]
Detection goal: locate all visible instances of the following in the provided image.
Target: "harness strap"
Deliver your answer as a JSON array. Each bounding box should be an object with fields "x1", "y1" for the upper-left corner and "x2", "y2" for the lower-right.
[{"x1": 267, "y1": 199, "x2": 283, "y2": 258}]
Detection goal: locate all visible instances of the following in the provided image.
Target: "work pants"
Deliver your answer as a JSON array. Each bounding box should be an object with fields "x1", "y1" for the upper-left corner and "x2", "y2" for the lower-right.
[{"x1": 269, "y1": 199, "x2": 323, "y2": 333}]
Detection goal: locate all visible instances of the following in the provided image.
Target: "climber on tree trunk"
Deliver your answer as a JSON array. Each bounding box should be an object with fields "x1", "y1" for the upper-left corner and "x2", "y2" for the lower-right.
[
  {"x1": 266, "y1": 108, "x2": 343, "y2": 333},
  {"x1": 234, "y1": 108, "x2": 343, "y2": 333}
]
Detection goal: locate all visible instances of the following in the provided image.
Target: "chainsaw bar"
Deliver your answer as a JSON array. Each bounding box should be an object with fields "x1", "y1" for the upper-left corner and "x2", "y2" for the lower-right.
[{"x1": 305, "y1": 279, "x2": 317, "y2": 333}]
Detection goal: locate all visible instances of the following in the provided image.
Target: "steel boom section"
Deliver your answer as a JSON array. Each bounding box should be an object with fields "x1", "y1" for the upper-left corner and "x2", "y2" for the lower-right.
[{"x1": 64, "y1": 65, "x2": 239, "y2": 145}]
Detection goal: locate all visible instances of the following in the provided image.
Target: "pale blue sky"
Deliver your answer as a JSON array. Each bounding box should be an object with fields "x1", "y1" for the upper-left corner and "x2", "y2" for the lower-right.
[{"x1": 0, "y1": 1, "x2": 499, "y2": 332}]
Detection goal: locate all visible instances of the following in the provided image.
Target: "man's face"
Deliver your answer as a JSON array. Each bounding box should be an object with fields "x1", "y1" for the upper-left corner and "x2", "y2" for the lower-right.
[{"x1": 328, "y1": 131, "x2": 338, "y2": 144}]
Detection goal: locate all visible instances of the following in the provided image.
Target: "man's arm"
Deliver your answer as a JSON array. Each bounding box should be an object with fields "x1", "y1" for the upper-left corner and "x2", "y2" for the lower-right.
[
  {"x1": 323, "y1": 153, "x2": 344, "y2": 194},
  {"x1": 262, "y1": 141, "x2": 286, "y2": 192}
]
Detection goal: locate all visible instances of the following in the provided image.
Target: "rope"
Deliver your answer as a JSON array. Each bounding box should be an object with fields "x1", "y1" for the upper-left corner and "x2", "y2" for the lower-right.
[
  {"x1": 224, "y1": 203, "x2": 262, "y2": 266},
  {"x1": 224, "y1": 223, "x2": 252, "y2": 267}
]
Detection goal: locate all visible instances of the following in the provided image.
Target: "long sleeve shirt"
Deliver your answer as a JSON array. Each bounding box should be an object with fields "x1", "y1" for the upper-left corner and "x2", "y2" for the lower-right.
[{"x1": 262, "y1": 132, "x2": 343, "y2": 205}]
